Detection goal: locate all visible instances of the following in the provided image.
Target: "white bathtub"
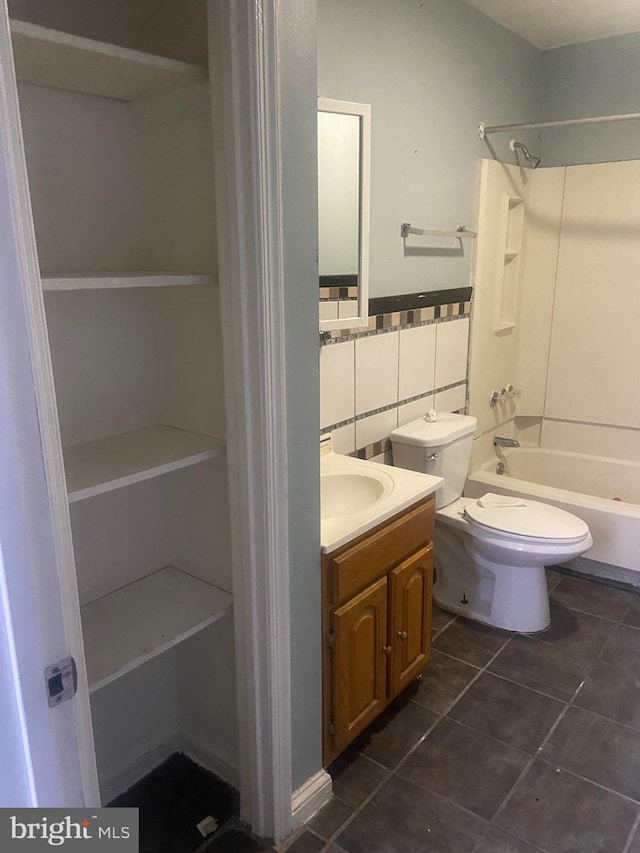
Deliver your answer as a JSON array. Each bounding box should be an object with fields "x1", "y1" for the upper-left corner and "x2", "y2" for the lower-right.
[{"x1": 466, "y1": 447, "x2": 640, "y2": 583}]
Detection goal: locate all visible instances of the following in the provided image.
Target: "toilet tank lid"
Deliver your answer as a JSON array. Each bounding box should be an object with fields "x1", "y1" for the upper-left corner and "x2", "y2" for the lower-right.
[{"x1": 390, "y1": 412, "x2": 477, "y2": 448}]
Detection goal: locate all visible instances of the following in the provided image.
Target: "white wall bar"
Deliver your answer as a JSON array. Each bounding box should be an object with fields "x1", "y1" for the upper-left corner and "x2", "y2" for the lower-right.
[
  {"x1": 478, "y1": 111, "x2": 640, "y2": 138},
  {"x1": 401, "y1": 223, "x2": 477, "y2": 239}
]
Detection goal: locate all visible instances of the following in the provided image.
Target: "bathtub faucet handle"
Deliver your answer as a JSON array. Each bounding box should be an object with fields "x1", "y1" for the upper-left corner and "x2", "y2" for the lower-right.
[{"x1": 506, "y1": 384, "x2": 522, "y2": 398}]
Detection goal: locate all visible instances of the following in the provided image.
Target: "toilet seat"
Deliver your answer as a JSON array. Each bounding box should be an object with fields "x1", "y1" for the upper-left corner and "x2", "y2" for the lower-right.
[{"x1": 464, "y1": 494, "x2": 590, "y2": 545}]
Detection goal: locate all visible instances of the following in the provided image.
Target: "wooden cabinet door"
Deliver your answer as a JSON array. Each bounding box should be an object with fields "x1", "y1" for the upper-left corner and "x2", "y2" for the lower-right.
[
  {"x1": 331, "y1": 575, "x2": 388, "y2": 756},
  {"x1": 388, "y1": 544, "x2": 433, "y2": 700}
]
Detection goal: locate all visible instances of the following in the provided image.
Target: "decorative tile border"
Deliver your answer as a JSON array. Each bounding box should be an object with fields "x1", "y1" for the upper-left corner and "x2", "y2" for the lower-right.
[
  {"x1": 319, "y1": 286, "x2": 358, "y2": 301},
  {"x1": 322, "y1": 379, "x2": 467, "y2": 454},
  {"x1": 352, "y1": 403, "x2": 467, "y2": 460},
  {"x1": 321, "y1": 300, "x2": 471, "y2": 344},
  {"x1": 320, "y1": 287, "x2": 471, "y2": 345},
  {"x1": 320, "y1": 288, "x2": 472, "y2": 457},
  {"x1": 355, "y1": 436, "x2": 393, "y2": 460}
]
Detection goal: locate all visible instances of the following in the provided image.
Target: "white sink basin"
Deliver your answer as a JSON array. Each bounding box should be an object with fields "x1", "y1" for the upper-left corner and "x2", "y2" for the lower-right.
[
  {"x1": 321, "y1": 471, "x2": 392, "y2": 519},
  {"x1": 320, "y1": 449, "x2": 443, "y2": 553}
]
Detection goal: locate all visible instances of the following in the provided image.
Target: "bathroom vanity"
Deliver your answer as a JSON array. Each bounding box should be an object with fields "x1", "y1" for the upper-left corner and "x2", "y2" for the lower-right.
[{"x1": 320, "y1": 446, "x2": 441, "y2": 765}]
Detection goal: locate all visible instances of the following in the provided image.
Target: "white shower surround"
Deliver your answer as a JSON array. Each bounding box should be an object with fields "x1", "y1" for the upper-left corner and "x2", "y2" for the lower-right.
[
  {"x1": 469, "y1": 158, "x2": 640, "y2": 588},
  {"x1": 466, "y1": 447, "x2": 640, "y2": 584}
]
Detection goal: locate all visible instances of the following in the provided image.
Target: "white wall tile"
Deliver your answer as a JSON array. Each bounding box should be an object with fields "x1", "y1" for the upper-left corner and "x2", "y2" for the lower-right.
[
  {"x1": 319, "y1": 301, "x2": 339, "y2": 321},
  {"x1": 355, "y1": 408, "x2": 398, "y2": 449},
  {"x1": 331, "y1": 422, "x2": 356, "y2": 455},
  {"x1": 370, "y1": 451, "x2": 393, "y2": 466},
  {"x1": 398, "y1": 395, "x2": 434, "y2": 426},
  {"x1": 320, "y1": 341, "x2": 354, "y2": 429},
  {"x1": 435, "y1": 318, "x2": 469, "y2": 389},
  {"x1": 435, "y1": 384, "x2": 467, "y2": 412},
  {"x1": 398, "y1": 324, "x2": 436, "y2": 401},
  {"x1": 355, "y1": 331, "x2": 399, "y2": 415},
  {"x1": 338, "y1": 301, "x2": 359, "y2": 319}
]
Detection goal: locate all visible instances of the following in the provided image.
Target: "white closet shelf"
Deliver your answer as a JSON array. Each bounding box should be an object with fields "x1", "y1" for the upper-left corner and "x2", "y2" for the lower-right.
[
  {"x1": 10, "y1": 19, "x2": 207, "y2": 101},
  {"x1": 82, "y1": 567, "x2": 232, "y2": 692},
  {"x1": 41, "y1": 272, "x2": 216, "y2": 291},
  {"x1": 65, "y1": 425, "x2": 225, "y2": 503}
]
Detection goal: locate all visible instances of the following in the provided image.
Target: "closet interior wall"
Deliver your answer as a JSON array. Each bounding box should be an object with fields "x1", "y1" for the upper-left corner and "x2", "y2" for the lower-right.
[{"x1": 9, "y1": 0, "x2": 238, "y2": 803}]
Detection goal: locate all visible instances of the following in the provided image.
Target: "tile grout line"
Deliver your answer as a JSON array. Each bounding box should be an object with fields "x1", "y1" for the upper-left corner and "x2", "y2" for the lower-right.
[
  {"x1": 373, "y1": 634, "x2": 516, "y2": 850},
  {"x1": 431, "y1": 644, "x2": 588, "y2": 705},
  {"x1": 315, "y1": 583, "x2": 640, "y2": 852},
  {"x1": 413, "y1": 625, "x2": 516, "y2": 723},
  {"x1": 622, "y1": 809, "x2": 640, "y2": 853},
  {"x1": 549, "y1": 596, "x2": 634, "y2": 626},
  {"x1": 490, "y1": 668, "x2": 591, "y2": 826},
  {"x1": 427, "y1": 634, "x2": 513, "y2": 718},
  {"x1": 319, "y1": 693, "x2": 461, "y2": 848},
  {"x1": 316, "y1": 762, "x2": 394, "y2": 850},
  {"x1": 432, "y1": 626, "x2": 513, "y2": 668},
  {"x1": 533, "y1": 756, "x2": 640, "y2": 807},
  {"x1": 552, "y1": 569, "x2": 640, "y2": 600},
  {"x1": 431, "y1": 648, "x2": 640, "y2": 798},
  {"x1": 430, "y1": 613, "x2": 458, "y2": 641},
  {"x1": 315, "y1": 637, "x2": 508, "y2": 853},
  {"x1": 473, "y1": 664, "x2": 574, "y2": 704},
  {"x1": 567, "y1": 697, "x2": 640, "y2": 738},
  {"x1": 443, "y1": 714, "x2": 532, "y2": 758},
  {"x1": 314, "y1": 619, "x2": 497, "y2": 849}
]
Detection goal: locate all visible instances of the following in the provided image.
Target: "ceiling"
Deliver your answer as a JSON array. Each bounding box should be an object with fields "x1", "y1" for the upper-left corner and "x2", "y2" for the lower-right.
[{"x1": 463, "y1": 0, "x2": 640, "y2": 50}]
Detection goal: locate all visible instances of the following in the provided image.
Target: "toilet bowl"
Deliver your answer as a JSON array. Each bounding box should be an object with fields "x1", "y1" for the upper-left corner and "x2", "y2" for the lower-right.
[
  {"x1": 434, "y1": 496, "x2": 592, "y2": 631},
  {"x1": 390, "y1": 413, "x2": 593, "y2": 632}
]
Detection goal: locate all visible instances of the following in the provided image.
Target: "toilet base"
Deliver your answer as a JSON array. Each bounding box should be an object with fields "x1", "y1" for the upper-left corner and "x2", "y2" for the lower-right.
[
  {"x1": 433, "y1": 581, "x2": 550, "y2": 634},
  {"x1": 434, "y1": 519, "x2": 551, "y2": 633}
]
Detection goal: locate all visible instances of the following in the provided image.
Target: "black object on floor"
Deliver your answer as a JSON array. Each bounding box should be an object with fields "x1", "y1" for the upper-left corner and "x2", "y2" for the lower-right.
[{"x1": 109, "y1": 752, "x2": 239, "y2": 853}]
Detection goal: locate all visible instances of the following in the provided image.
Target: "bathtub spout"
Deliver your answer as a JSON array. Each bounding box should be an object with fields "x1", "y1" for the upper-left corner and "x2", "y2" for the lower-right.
[{"x1": 494, "y1": 436, "x2": 520, "y2": 448}]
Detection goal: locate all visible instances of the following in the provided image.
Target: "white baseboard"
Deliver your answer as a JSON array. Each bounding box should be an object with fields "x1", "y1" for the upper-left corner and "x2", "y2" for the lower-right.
[
  {"x1": 181, "y1": 736, "x2": 240, "y2": 791},
  {"x1": 100, "y1": 741, "x2": 179, "y2": 804},
  {"x1": 290, "y1": 769, "x2": 332, "y2": 829}
]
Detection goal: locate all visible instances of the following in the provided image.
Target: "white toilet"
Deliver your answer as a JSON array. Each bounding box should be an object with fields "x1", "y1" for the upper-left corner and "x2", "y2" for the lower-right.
[{"x1": 390, "y1": 413, "x2": 593, "y2": 632}]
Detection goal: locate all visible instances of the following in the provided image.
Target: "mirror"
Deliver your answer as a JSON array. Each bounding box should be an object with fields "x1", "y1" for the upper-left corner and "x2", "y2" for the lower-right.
[{"x1": 318, "y1": 98, "x2": 370, "y2": 331}]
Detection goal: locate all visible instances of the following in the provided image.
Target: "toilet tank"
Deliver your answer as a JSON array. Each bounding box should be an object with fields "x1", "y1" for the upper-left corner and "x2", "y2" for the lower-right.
[{"x1": 390, "y1": 413, "x2": 477, "y2": 509}]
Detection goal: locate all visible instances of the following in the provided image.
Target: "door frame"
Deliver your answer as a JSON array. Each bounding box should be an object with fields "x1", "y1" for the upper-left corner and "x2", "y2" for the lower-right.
[
  {"x1": 209, "y1": 0, "x2": 329, "y2": 837},
  {"x1": 208, "y1": 0, "x2": 296, "y2": 838}
]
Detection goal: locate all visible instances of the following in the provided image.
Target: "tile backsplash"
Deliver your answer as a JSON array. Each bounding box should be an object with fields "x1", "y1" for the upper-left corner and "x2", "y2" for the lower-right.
[{"x1": 320, "y1": 288, "x2": 471, "y2": 462}]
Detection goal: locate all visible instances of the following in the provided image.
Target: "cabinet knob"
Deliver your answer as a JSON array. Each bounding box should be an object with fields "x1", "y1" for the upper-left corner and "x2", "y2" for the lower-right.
[
  {"x1": 398, "y1": 630, "x2": 408, "y2": 640},
  {"x1": 382, "y1": 645, "x2": 392, "y2": 656}
]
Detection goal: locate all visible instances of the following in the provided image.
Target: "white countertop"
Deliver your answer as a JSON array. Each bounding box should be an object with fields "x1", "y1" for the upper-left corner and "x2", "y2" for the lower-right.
[{"x1": 321, "y1": 451, "x2": 443, "y2": 553}]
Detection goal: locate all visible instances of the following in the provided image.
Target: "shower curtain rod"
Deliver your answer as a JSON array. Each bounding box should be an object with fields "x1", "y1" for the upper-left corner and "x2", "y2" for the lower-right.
[{"x1": 478, "y1": 111, "x2": 640, "y2": 138}]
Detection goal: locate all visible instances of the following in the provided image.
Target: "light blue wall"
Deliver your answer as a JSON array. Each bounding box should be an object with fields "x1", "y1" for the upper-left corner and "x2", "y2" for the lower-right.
[
  {"x1": 317, "y1": 0, "x2": 543, "y2": 296},
  {"x1": 280, "y1": 0, "x2": 323, "y2": 791},
  {"x1": 540, "y1": 31, "x2": 640, "y2": 166}
]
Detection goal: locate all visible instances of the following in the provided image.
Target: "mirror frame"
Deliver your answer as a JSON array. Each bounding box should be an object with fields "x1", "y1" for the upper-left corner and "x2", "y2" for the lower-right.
[{"x1": 318, "y1": 97, "x2": 371, "y2": 331}]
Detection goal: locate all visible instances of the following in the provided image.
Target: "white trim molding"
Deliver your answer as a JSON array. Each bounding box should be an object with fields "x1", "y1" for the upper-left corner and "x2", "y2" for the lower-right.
[
  {"x1": 208, "y1": 0, "x2": 293, "y2": 841},
  {"x1": 0, "y1": 2, "x2": 99, "y2": 806},
  {"x1": 291, "y1": 770, "x2": 333, "y2": 829}
]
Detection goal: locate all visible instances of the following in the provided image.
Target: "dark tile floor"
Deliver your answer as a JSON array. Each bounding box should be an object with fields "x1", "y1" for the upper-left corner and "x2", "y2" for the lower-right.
[{"x1": 288, "y1": 568, "x2": 640, "y2": 853}]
